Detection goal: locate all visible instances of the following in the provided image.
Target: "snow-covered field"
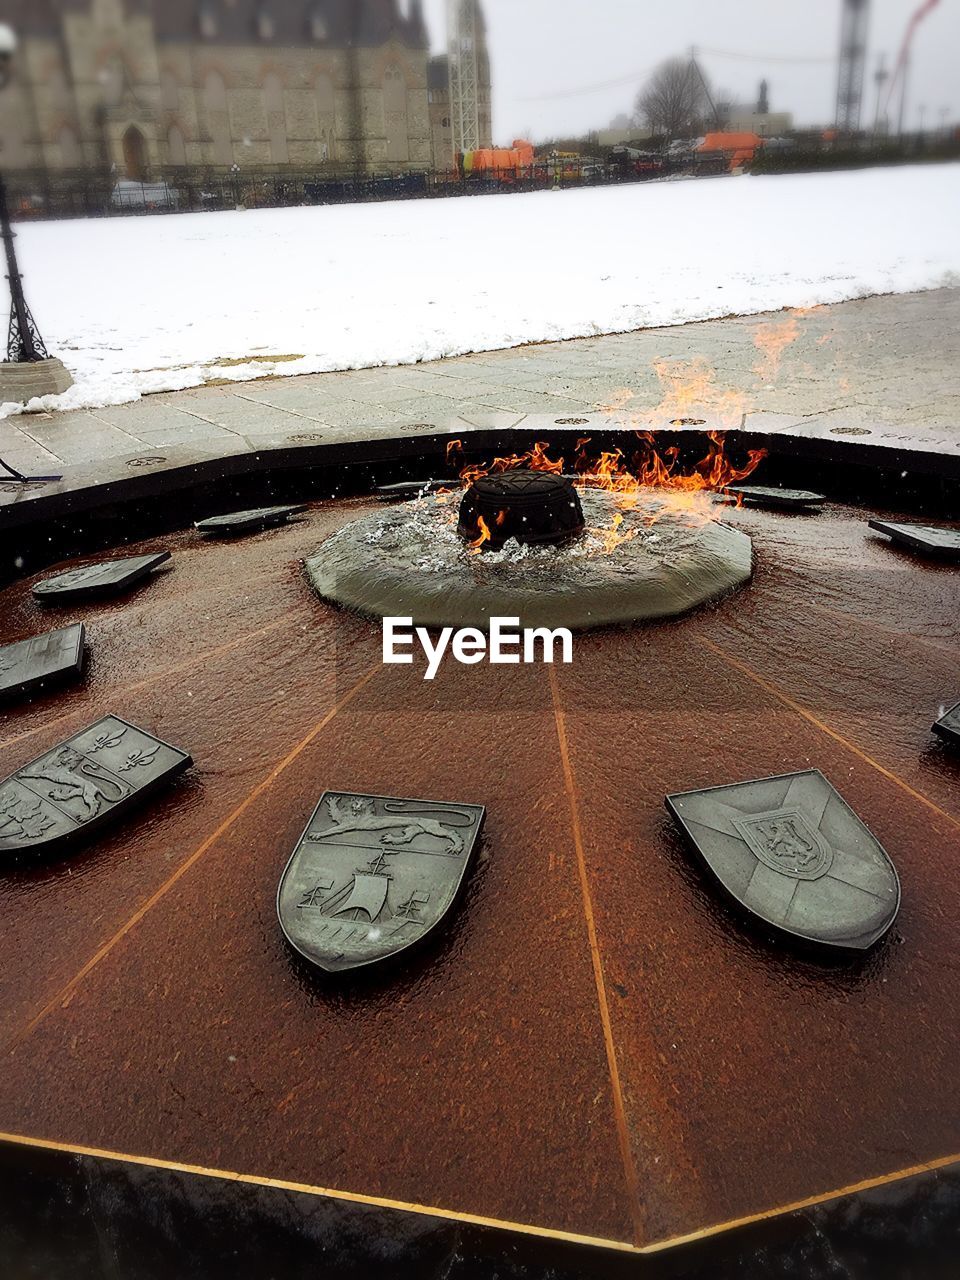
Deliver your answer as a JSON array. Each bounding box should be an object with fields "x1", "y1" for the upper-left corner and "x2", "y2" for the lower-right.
[{"x1": 5, "y1": 162, "x2": 959, "y2": 418}]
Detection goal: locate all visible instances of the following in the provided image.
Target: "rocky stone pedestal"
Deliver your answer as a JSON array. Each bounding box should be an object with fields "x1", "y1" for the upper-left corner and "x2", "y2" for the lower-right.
[{"x1": 0, "y1": 357, "x2": 74, "y2": 405}]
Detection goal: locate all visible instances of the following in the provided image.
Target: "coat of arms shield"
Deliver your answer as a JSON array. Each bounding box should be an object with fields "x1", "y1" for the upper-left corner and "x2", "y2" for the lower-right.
[
  {"x1": 277, "y1": 792, "x2": 485, "y2": 974},
  {"x1": 666, "y1": 770, "x2": 900, "y2": 951},
  {"x1": 0, "y1": 715, "x2": 192, "y2": 859}
]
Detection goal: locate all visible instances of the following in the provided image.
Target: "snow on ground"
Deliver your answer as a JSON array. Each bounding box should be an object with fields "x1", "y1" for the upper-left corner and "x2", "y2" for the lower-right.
[{"x1": 4, "y1": 162, "x2": 960, "y2": 418}]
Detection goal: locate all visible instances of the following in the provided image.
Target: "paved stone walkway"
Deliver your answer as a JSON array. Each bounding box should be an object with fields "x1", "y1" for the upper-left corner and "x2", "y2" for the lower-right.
[{"x1": 1, "y1": 288, "x2": 958, "y2": 480}]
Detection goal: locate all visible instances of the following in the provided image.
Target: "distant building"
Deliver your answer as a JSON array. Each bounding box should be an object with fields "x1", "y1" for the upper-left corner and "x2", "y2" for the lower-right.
[
  {"x1": 726, "y1": 83, "x2": 792, "y2": 138},
  {"x1": 725, "y1": 110, "x2": 793, "y2": 139},
  {"x1": 597, "y1": 127, "x2": 654, "y2": 150},
  {"x1": 0, "y1": 0, "x2": 493, "y2": 182}
]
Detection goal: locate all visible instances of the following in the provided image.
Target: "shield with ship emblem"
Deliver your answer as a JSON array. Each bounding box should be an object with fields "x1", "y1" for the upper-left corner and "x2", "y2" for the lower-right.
[
  {"x1": 666, "y1": 770, "x2": 900, "y2": 951},
  {"x1": 277, "y1": 792, "x2": 485, "y2": 974}
]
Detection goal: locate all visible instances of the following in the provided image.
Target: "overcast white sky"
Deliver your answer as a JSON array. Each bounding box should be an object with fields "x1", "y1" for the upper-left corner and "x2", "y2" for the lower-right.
[{"x1": 420, "y1": 0, "x2": 959, "y2": 142}]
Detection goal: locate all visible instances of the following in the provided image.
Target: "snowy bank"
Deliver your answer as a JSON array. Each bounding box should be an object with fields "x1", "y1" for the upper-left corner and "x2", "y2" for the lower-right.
[{"x1": 4, "y1": 162, "x2": 959, "y2": 418}]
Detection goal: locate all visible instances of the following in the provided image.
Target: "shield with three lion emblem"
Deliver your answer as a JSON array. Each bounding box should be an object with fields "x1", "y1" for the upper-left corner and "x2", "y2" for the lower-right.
[{"x1": 277, "y1": 792, "x2": 485, "y2": 973}]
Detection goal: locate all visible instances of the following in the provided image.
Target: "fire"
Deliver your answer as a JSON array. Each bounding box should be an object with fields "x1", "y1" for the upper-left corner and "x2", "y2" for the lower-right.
[
  {"x1": 447, "y1": 438, "x2": 564, "y2": 486},
  {"x1": 593, "y1": 511, "x2": 639, "y2": 555},
  {"x1": 753, "y1": 314, "x2": 801, "y2": 383},
  {"x1": 446, "y1": 355, "x2": 768, "y2": 553},
  {"x1": 647, "y1": 358, "x2": 749, "y2": 429},
  {"x1": 466, "y1": 514, "x2": 493, "y2": 554},
  {"x1": 447, "y1": 430, "x2": 765, "y2": 551},
  {"x1": 447, "y1": 431, "x2": 762, "y2": 501}
]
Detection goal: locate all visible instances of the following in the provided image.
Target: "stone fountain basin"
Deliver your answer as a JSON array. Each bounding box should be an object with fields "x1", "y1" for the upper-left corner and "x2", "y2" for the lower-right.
[
  {"x1": 304, "y1": 488, "x2": 753, "y2": 630},
  {"x1": 4, "y1": 460, "x2": 960, "y2": 1270}
]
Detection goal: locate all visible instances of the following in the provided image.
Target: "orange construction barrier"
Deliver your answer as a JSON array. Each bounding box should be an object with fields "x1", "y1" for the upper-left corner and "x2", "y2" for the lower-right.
[
  {"x1": 698, "y1": 131, "x2": 763, "y2": 171},
  {"x1": 462, "y1": 141, "x2": 535, "y2": 175}
]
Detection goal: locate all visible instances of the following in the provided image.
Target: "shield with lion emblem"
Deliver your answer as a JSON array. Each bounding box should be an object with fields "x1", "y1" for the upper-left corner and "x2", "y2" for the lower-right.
[
  {"x1": 277, "y1": 792, "x2": 485, "y2": 974},
  {"x1": 0, "y1": 715, "x2": 192, "y2": 859},
  {"x1": 666, "y1": 770, "x2": 900, "y2": 951}
]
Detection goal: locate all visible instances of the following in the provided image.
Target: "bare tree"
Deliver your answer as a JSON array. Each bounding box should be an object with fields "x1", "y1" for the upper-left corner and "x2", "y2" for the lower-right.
[{"x1": 635, "y1": 58, "x2": 713, "y2": 138}]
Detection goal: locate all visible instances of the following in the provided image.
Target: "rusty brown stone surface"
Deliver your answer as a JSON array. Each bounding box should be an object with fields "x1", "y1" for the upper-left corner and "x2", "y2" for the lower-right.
[{"x1": 0, "y1": 497, "x2": 958, "y2": 1251}]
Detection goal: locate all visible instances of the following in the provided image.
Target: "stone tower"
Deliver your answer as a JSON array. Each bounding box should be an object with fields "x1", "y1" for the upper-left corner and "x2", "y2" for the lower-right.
[{"x1": 430, "y1": 0, "x2": 492, "y2": 167}]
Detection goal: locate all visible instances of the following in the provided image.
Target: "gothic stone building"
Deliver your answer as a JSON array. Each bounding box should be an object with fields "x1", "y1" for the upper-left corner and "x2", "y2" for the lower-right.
[{"x1": 0, "y1": 0, "x2": 492, "y2": 182}]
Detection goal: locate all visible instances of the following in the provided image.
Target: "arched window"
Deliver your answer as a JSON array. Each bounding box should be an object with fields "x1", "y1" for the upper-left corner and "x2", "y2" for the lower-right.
[
  {"x1": 257, "y1": 6, "x2": 275, "y2": 40},
  {"x1": 315, "y1": 72, "x2": 334, "y2": 115},
  {"x1": 263, "y1": 72, "x2": 288, "y2": 164},
  {"x1": 122, "y1": 125, "x2": 148, "y2": 181},
  {"x1": 310, "y1": 8, "x2": 328, "y2": 40},
  {"x1": 0, "y1": 86, "x2": 30, "y2": 169},
  {"x1": 101, "y1": 56, "x2": 127, "y2": 108},
  {"x1": 58, "y1": 125, "x2": 81, "y2": 168},
  {"x1": 161, "y1": 68, "x2": 179, "y2": 111},
  {"x1": 198, "y1": 1, "x2": 217, "y2": 39},
  {"x1": 47, "y1": 64, "x2": 70, "y2": 106},
  {"x1": 203, "y1": 70, "x2": 232, "y2": 165},
  {"x1": 383, "y1": 65, "x2": 408, "y2": 163},
  {"x1": 168, "y1": 123, "x2": 187, "y2": 167},
  {"x1": 315, "y1": 73, "x2": 335, "y2": 161},
  {"x1": 204, "y1": 69, "x2": 227, "y2": 111}
]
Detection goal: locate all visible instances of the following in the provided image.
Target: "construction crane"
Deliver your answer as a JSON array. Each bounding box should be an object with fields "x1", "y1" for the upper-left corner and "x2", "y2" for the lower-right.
[
  {"x1": 882, "y1": 0, "x2": 942, "y2": 135},
  {"x1": 447, "y1": 0, "x2": 481, "y2": 156},
  {"x1": 872, "y1": 53, "x2": 889, "y2": 135},
  {"x1": 835, "y1": 0, "x2": 870, "y2": 133}
]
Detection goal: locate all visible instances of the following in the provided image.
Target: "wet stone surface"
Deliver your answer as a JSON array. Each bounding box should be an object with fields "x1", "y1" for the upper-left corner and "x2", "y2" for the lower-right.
[
  {"x1": 33, "y1": 553, "x2": 171, "y2": 602},
  {"x1": 0, "y1": 624, "x2": 85, "y2": 703},
  {"x1": 305, "y1": 487, "x2": 753, "y2": 630},
  {"x1": 1, "y1": 495, "x2": 960, "y2": 1260}
]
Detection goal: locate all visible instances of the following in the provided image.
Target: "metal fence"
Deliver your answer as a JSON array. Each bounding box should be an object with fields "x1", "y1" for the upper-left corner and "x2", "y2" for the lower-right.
[
  {"x1": 5, "y1": 135, "x2": 958, "y2": 222},
  {"x1": 1, "y1": 162, "x2": 711, "y2": 221}
]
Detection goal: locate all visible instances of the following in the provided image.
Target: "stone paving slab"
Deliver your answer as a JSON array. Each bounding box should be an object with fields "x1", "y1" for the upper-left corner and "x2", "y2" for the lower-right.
[{"x1": 0, "y1": 290, "x2": 957, "y2": 495}]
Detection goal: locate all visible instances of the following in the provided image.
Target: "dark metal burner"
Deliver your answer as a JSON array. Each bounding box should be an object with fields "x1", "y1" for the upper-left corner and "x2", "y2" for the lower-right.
[{"x1": 457, "y1": 470, "x2": 585, "y2": 551}]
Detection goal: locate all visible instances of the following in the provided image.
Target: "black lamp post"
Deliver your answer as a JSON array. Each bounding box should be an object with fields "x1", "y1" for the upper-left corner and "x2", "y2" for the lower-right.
[
  {"x1": 1, "y1": 171, "x2": 50, "y2": 365},
  {"x1": 0, "y1": 21, "x2": 62, "y2": 484}
]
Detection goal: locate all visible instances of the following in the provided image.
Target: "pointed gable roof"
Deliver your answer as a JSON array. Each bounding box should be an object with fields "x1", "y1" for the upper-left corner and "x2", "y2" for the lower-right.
[{"x1": 152, "y1": 0, "x2": 428, "y2": 48}]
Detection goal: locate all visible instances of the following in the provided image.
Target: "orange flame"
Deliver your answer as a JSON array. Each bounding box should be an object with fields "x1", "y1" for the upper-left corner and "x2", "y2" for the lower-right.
[
  {"x1": 467, "y1": 514, "x2": 493, "y2": 554},
  {"x1": 753, "y1": 314, "x2": 801, "y2": 383},
  {"x1": 447, "y1": 431, "x2": 765, "y2": 549},
  {"x1": 446, "y1": 357, "x2": 767, "y2": 551},
  {"x1": 457, "y1": 440, "x2": 565, "y2": 487},
  {"x1": 647, "y1": 358, "x2": 749, "y2": 429},
  {"x1": 591, "y1": 511, "x2": 640, "y2": 554}
]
